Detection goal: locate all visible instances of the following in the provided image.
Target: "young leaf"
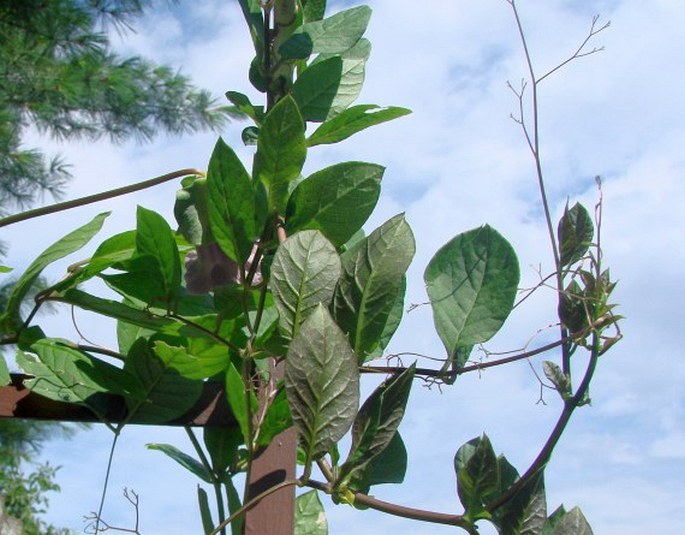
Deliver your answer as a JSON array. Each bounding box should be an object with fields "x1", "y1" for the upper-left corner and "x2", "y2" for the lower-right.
[
  {"x1": 253, "y1": 95, "x2": 307, "y2": 213},
  {"x1": 279, "y1": 5, "x2": 371, "y2": 59},
  {"x1": 340, "y1": 364, "x2": 415, "y2": 482},
  {"x1": 207, "y1": 138, "x2": 258, "y2": 265},
  {"x1": 124, "y1": 338, "x2": 203, "y2": 424},
  {"x1": 424, "y1": 225, "x2": 519, "y2": 357},
  {"x1": 0, "y1": 212, "x2": 109, "y2": 334},
  {"x1": 135, "y1": 206, "x2": 181, "y2": 302},
  {"x1": 293, "y1": 49, "x2": 367, "y2": 122},
  {"x1": 333, "y1": 214, "x2": 415, "y2": 360},
  {"x1": 225, "y1": 91, "x2": 264, "y2": 124},
  {"x1": 551, "y1": 506, "x2": 593, "y2": 535},
  {"x1": 285, "y1": 162, "x2": 384, "y2": 247},
  {"x1": 295, "y1": 490, "x2": 328, "y2": 535},
  {"x1": 307, "y1": 105, "x2": 411, "y2": 147},
  {"x1": 285, "y1": 304, "x2": 359, "y2": 465},
  {"x1": 271, "y1": 230, "x2": 341, "y2": 338},
  {"x1": 146, "y1": 443, "x2": 212, "y2": 483},
  {"x1": 543, "y1": 360, "x2": 570, "y2": 399},
  {"x1": 0, "y1": 265, "x2": 12, "y2": 273},
  {"x1": 558, "y1": 202, "x2": 594, "y2": 267},
  {"x1": 455, "y1": 434, "x2": 500, "y2": 521}
]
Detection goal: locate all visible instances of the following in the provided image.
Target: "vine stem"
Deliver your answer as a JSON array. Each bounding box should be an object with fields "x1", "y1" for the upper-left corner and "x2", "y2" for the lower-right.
[
  {"x1": 491, "y1": 0, "x2": 610, "y2": 516},
  {"x1": 0, "y1": 168, "x2": 204, "y2": 229}
]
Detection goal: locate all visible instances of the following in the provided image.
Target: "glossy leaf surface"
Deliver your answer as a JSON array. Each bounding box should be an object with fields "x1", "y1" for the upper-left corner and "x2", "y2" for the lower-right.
[
  {"x1": 333, "y1": 214, "x2": 414, "y2": 360},
  {"x1": 285, "y1": 162, "x2": 383, "y2": 247},
  {"x1": 253, "y1": 95, "x2": 307, "y2": 213},
  {"x1": 279, "y1": 5, "x2": 371, "y2": 59},
  {"x1": 207, "y1": 138, "x2": 257, "y2": 264},
  {"x1": 285, "y1": 304, "x2": 359, "y2": 464},
  {"x1": 558, "y1": 202, "x2": 594, "y2": 267},
  {"x1": 307, "y1": 105, "x2": 410, "y2": 147},
  {"x1": 271, "y1": 230, "x2": 341, "y2": 338},
  {"x1": 424, "y1": 225, "x2": 519, "y2": 357}
]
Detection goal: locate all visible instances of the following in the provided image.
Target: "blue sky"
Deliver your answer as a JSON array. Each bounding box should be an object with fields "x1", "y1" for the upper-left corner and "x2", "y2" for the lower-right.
[{"x1": 4, "y1": 0, "x2": 685, "y2": 533}]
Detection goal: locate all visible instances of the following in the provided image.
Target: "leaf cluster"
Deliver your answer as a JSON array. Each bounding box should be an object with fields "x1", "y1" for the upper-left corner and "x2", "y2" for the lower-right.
[{"x1": 0, "y1": 1, "x2": 620, "y2": 534}]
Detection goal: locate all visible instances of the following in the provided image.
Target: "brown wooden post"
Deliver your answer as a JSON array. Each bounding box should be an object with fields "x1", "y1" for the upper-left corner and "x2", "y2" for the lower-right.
[
  {"x1": 243, "y1": 426, "x2": 297, "y2": 534},
  {"x1": 243, "y1": 358, "x2": 297, "y2": 535}
]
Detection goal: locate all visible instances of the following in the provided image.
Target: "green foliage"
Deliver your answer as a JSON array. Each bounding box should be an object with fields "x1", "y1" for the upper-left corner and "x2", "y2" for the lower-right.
[
  {"x1": 0, "y1": 2, "x2": 618, "y2": 534},
  {"x1": 285, "y1": 304, "x2": 359, "y2": 467},
  {"x1": 0, "y1": 0, "x2": 231, "y2": 213},
  {"x1": 424, "y1": 225, "x2": 520, "y2": 361},
  {"x1": 333, "y1": 214, "x2": 415, "y2": 361},
  {"x1": 295, "y1": 490, "x2": 328, "y2": 535}
]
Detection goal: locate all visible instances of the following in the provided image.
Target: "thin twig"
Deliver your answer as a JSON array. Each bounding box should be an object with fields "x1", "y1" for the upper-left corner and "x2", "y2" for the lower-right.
[{"x1": 0, "y1": 168, "x2": 205, "y2": 228}]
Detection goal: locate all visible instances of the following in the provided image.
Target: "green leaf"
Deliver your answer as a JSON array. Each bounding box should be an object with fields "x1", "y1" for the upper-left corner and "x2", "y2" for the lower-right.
[
  {"x1": 0, "y1": 354, "x2": 11, "y2": 386},
  {"x1": 0, "y1": 265, "x2": 12, "y2": 273},
  {"x1": 271, "y1": 230, "x2": 341, "y2": 338},
  {"x1": 256, "y1": 386, "x2": 293, "y2": 448},
  {"x1": 494, "y1": 473, "x2": 547, "y2": 535},
  {"x1": 124, "y1": 338, "x2": 203, "y2": 424},
  {"x1": 279, "y1": 6, "x2": 371, "y2": 59},
  {"x1": 197, "y1": 487, "x2": 215, "y2": 534},
  {"x1": 341, "y1": 364, "x2": 415, "y2": 482},
  {"x1": 285, "y1": 162, "x2": 383, "y2": 247},
  {"x1": 558, "y1": 202, "x2": 594, "y2": 267},
  {"x1": 551, "y1": 506, "x2": 593, "y2": 535},
  {"x1": 254, "y1": 95, "x2": 307, "y2": 214},
  {"x1": 204, "y1": 426, "x2": 242, "y2": 476},
  {"x1": 302, "y1": 0, "x2": 326, "y2": 22},
  {"x1": 285, "y1": 304, "x2": 359, "y2": 465},
  {"x1": 146, "y1": 443, "x2": 211, "y2": 483},
  {"x1": 207, "y1": 138, "x2": 258, "y2": 265},
  {"x1": 0, "y1": 212, "x2": 109, "y2": 334},
  {"x1": 174, "y1": 175, "x2": 209, "y2": 245},
  {"x1": 307, "y1": 105, "x2": 411, "y2": 147},
  {"x1": 295, "y1": 490, "x2": 328, "y2": 535},
  {"x1": 15, "y1": 339, "x2": 132, "y2": 419},
  {"x1": 333, "y1": 214, "x2": 415, "y2": 361},
  {"x1": 225, "y1": 91, "x2": 264, "y2": 124},
  {"x1": 151, "y1": 340, "x2": 214, "y2": 381},
  {"x1": 135, "y1": 206, "x2": 182, "y2": 302},
  {"x1": 293, "y1": 47, "x2": 368, "y2": 122},
  {"x1": 53, "y1": 289, "x2": 176, "y2": 332},
  {"x1": 543, "y1": 361, "x2": 570, "y2": 399},
  {"x1": 365, "y1": 431, "x2": 407, "y2": 486},
  {"x1": 455, "y1": 434, "x2": 499, "y2": 521},
  {"x1": 225, "y1": 361, "x2": 258, "y2": 445},
  {"x1": 424, "y1": 225, "x2": 519, "y2": 358},
  {"x1": 238, "y1": 0, "x2": 265, "y2": 55}
]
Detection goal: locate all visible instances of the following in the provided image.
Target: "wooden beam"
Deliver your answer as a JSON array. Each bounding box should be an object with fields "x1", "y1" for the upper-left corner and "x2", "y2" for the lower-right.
[{"x1": 0, "y1": 374, "x2": 235, "y2": 426}]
